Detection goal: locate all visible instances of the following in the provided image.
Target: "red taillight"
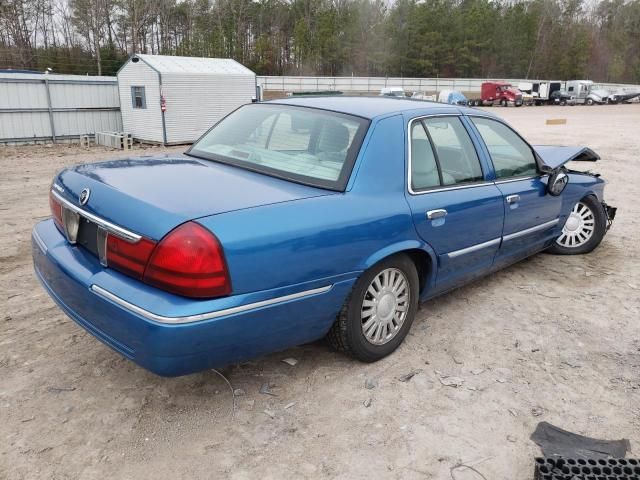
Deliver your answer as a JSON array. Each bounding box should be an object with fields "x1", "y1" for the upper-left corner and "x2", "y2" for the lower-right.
[
  {"x1": 143, "y1": 222, "x2": 231, "y2": 298},
  {"x1": 106, "y1": 234, "x2": 157, "y2": 280},
  {"x1": 49, "y1": 191, "x2": 63, "y2": 230}
]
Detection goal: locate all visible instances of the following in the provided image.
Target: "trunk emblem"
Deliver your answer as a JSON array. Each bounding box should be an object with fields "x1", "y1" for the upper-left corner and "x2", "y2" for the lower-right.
[{"x1": 79, "y1": 188, "x2": 91, "y2": 205}]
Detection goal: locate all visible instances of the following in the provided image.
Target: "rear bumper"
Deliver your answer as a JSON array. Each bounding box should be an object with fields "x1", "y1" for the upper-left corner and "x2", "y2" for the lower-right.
[{"x1": 32, "y1": 219, "x2": 355, "y2": 376}]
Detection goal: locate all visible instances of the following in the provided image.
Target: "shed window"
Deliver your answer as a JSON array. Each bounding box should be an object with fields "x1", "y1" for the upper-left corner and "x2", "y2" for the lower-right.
[{"x1": 131, "y1": 86, "x2": 146, "y2": 109}]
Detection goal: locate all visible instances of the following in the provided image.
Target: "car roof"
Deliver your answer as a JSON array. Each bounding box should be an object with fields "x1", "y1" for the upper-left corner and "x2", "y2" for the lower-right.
[{"x1": 265, "y1": 96, "x2": 487, "y2": 120}]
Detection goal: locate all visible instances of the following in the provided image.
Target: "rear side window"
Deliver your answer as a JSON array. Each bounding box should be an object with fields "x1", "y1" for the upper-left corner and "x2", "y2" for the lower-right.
[
  {"x1": 410, "y1": 116, "x2": 483, "y2": 192},
  {"x1": 189, "y1": 104, "x2": 369, "y2": 191},
  {"x1": 470, "y1": 117, "x2": 538, "y2": 179},
  {"x1": 410, "y1": 122, "x2": 440, "y2": 190},
  {"x1": 423, "y1": 117, "x2": 483, "y2": 186}
]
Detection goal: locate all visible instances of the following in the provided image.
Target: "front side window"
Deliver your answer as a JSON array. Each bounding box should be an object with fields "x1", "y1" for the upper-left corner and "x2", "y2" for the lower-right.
[
  {"x1": 188, "y1": 104, "x2": 369, "y2": 191},
  {"x1": 470, "y1": 117, "x2": 538, "y2": 179},
  {"x1": 132, "y1": 86, "x2": 146, "y2": 109}
]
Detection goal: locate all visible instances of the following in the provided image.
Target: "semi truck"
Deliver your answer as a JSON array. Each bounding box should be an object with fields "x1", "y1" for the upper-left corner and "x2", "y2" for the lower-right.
[
  {"x1": 565, "y1": 80, "x2": 611, "y2": 105},
  {"x1": 468, "y1": 81, "x2": 523, "y2": 107}
]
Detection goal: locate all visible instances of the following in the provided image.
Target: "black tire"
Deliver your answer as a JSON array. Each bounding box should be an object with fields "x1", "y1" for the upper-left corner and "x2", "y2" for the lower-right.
[
  {"x1": 559, "y1": 99, "x2": 567, "y2": 106},
  {"x1": 326, "y1": 253, "x2": 420, "y2": 362},
  {"x1": 500, "y1": 99, "x2": 507, "y2": 107},
  {"x1": 546, "y1": 195, "x2": 607, "y2": 255}
]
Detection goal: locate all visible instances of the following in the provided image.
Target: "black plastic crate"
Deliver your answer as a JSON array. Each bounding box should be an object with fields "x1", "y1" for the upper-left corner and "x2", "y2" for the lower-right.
[{"x1": 534, "y1": 457, "x2": 640, "y2": 480}]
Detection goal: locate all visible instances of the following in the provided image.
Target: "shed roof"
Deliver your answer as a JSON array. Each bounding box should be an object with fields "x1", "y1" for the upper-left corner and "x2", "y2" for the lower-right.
[{"x1": 132, "y1": 54, "x2": 255, "y2": 76}]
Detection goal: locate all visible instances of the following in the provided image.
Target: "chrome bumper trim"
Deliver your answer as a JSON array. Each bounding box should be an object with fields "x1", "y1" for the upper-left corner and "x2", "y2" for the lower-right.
[
  {"x1": 51, "y1": 190, "x2": 142, "y2": 243},
  {"x1": 90, "y1": 284, "x2": 333, "y2": 324},
  {"x1": 447, "y1": 237, "x2": 501, "y2": 259},
  {"x1": 32, "y1": 228, "x2": 48, "y2": 254},
  {"x1": 503, "y1": 218, "x2": 559, "y2": 242}
]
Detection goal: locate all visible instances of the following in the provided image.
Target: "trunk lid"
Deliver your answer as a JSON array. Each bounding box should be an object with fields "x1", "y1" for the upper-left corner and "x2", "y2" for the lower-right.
[{"x1": 55, "y1": 153, "x2": 333, "y2": 240}]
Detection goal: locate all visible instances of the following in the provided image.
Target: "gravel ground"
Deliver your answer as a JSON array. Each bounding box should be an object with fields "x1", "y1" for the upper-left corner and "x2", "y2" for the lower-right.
[{"x1": 1, "y1": 105, "x2": 639, "y2": 480}]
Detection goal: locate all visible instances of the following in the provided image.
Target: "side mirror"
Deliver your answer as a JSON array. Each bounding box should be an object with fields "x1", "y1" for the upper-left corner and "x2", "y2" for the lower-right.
[{"x1": 547, "y1": 169, "x2": 569, "y2": 196}]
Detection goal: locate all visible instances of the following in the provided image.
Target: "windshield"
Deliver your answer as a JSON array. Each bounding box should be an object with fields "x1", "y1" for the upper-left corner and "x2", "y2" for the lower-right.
[{"x1": 188, "y1": 104, "x2": 370, "y2": 191}]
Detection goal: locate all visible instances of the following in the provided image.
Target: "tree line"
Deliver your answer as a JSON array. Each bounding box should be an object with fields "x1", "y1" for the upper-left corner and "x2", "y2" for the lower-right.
[{"x1": 1, "y1": 0, "x2": 639, "y2": 83}]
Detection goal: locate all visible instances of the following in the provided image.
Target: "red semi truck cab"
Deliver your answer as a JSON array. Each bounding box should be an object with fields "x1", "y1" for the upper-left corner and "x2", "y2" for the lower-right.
[{"x1": 480, "y1": 81, "x2": 523, "y2": 106}]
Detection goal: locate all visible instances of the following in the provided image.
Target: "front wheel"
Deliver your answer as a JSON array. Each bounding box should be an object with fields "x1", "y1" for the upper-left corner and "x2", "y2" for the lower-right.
[
  {"x1": 500, "y1": 99, "x2": 508, "y2": 107},
  {"x1": 547, "y1": 196, "x2": 607, "y2": 255},
  {"x1": 326, "y1": 254, "x2": 419, "y2": 362}
]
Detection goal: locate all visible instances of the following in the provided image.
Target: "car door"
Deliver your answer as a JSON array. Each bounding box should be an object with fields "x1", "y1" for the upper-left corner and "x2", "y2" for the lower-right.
[
  {"x1": 468, "y1": 116, "x2": 562, "y2": 266},
  {"x1": 405, "y1": 115, "x2": 505, "y2": 292}
]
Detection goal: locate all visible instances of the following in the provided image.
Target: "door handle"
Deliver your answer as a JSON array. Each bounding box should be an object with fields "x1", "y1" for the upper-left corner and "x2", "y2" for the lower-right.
[
  {"x1": 506, "y1": 194, "x2": 520, "y2": 204},
  {"x1": 426, "y1": 209, "x2": 447, "y2": 220}
]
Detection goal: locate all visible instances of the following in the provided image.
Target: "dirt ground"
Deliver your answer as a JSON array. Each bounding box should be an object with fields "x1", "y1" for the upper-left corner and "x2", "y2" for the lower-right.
[{"x1": 1, "y1": 105, "x2": 639, "y2": 480}]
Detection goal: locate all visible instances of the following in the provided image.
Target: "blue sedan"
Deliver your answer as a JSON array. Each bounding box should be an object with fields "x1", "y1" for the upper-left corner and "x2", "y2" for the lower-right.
[{"x1": 32, "y1": 97, "x2": 616, "y2": 376}]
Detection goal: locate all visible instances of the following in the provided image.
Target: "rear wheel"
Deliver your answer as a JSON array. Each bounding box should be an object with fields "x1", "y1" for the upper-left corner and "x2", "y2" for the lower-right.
[
  {"x1": 547, "y1": 196, "x2": 606, "y2": 255},
  {"x1": 326, "y1": 254, "x2": 419, "y2": 362}
]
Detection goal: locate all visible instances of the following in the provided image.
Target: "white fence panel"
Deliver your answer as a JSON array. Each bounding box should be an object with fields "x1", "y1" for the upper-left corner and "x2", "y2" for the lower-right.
[
  {"x1": 0, "y1": 73, "x2": 122, "y2": 144},
  {"x1": 257, "y1": 76, "x2": 640, "y2": 94}
]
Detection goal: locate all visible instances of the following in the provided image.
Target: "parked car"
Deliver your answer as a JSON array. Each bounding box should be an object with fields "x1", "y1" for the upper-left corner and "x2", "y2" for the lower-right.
[
  {"x1": 380, "y1": 87, "x2": 406, "y2": 97},
  {"x1": 412, "y1": 91, "x2": 437, "y2": 101},
  {"x1": 549, "y1": 89, "x2": 575, "y2": 105},
  {"x1": 437, "y1": 89, "x2": 468, "y2": 105},
  {"x1": 33, "y1": 97, "x2": 616, "y2": 376}
]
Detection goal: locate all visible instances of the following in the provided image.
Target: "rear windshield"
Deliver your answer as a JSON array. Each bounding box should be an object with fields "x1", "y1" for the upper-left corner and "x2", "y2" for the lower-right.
[{"x1": 188, "y1": 104, "x2": 370, "y2": 191}]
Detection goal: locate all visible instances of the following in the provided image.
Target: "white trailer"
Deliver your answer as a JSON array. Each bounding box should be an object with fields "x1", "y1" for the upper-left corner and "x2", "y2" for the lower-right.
[
  {"x1": 518, "y1": 81, "x2": 562, "y2": 105},
  {"x1": 117, "y1": 54, "x2": 256, "y2": 144}
]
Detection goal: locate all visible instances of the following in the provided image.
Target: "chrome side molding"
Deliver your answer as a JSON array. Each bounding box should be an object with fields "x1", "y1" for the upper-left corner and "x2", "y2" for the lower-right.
[
  {"x1": 447, "y1": 237, "x2": 501, "y2": 259},
  {"x1": 90, "y1": 284, "x2": 334, "y2": 324},
  {"x1": 446, "y1": 218, "x2": 559, "y2": 258},
  {"x1": 503, "y1": 218, "x2": 559, "y2": 242}
]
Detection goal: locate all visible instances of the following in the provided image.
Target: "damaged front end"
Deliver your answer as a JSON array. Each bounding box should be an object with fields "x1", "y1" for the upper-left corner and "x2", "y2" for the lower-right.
[
  {"x1": 603, "y1": 202, "x2": 617, "y2": 231},
  {"x1": 534, "y1": 144, "x2": 617, "y2": 233}
]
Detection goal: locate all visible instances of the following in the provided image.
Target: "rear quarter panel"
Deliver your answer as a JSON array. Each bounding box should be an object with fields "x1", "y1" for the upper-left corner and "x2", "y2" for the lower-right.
[{"x1": 197, "y1": 114, "x2": 429, "y2": 296}]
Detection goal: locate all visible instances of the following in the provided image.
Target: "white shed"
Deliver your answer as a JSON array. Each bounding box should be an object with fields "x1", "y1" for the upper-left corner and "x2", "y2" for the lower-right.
[{"x1": 117, "y1": 54, "x2": 256, "y2": 144}]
